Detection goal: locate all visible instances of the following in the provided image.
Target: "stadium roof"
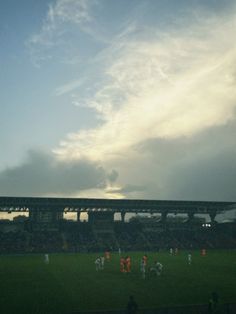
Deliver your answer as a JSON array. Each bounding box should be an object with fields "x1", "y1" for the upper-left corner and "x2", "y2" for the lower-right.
[{"x1": 0, "y1": 196, "x2": 235, "y2": 214}]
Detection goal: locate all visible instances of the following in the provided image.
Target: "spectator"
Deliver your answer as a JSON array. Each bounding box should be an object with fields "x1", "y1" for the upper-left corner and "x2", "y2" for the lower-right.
[
  {"x1": 208, "y1": 291, "x2": 219, "y2": 313},
  {"x1": 127, "y1": 295, "x2": 138, "y2": 314}
]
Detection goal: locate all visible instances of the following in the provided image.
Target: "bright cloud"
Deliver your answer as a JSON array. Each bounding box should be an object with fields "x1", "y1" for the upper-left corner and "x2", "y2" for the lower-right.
[{"x1": 55, "y1": 11, "x2": 236, "y2": 162}]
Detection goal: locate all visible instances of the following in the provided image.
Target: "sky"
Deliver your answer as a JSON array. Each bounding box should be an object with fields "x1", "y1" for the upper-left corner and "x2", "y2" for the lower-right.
[{"x1": 1, "y1": 0, "x2": 236, "y2": 203}]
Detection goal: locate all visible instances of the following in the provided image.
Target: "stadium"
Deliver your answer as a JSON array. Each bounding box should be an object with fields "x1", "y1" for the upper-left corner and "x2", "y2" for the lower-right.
[
  {"x1": 0, "y1": 196, "x2": 236, "y2": 313},
  {"x1": 2, "y1": 1, "x2": 236, "y2": 313}
]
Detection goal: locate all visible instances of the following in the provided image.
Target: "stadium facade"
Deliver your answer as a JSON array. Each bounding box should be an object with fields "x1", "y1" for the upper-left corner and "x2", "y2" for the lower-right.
[{"x1": 0, "y1": 196, "x2": 236, "y2": 253}]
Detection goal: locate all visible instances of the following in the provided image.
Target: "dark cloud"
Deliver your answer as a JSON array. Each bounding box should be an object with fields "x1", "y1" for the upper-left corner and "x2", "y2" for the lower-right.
[
  {"x1": 119, "y1": 184, "x2": 146, "y2": 194},
  {"x1": 0, "y1": 150, "x2": 109, "y2": 196},
  {"x1": 132, "y1": 119, "x2": 236, "y2": 202},
  {"x1": 166, "y1": 149, "x2": 236, "y2": 201},
  {"x1": 107, "y1": 169, "x2": 119, "y2": 183}
]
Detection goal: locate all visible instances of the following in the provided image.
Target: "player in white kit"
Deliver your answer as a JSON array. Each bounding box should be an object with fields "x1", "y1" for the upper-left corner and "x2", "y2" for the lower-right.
[
  {"x1": 150, "y1": 261, "x2": 163, "y2": 276},
  {"x1": 95, "y1": 257, "x2": 101, "y2": 271},
  {"x1": 140, "y1": 258, "x2": 146, "y2": 279},
  {"x1": 44, "y1": 254, "x2": 49, "y2": 264},
  {"x1": 188, "y1": 253, "x2": 192, "y2": 265},
  {"x1": 100, "y1": 256, "x2": 105, "y2": 269}
]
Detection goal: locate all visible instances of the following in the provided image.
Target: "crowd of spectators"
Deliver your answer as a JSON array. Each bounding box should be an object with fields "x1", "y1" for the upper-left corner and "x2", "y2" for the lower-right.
[
  {"x1": 29, "y1": 231, "x2": 62, "y2": 252},
  {"x1": 0, "y1": 220, "x2": 236, "y2": 254},
  {"x1": 0, "y1": 231, "x2": 28, "y2": 253}
]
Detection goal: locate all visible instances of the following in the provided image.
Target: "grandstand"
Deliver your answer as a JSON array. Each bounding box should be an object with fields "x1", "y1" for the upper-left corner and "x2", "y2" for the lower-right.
[{"x1": 0, "y1": 196, "x2": 235, "y2": 253}]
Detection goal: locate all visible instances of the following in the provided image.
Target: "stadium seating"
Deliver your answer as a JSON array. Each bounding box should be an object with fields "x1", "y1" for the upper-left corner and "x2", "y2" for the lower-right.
[{"x1": 0, "y1": 219, "x2": 236, "y2": 253}]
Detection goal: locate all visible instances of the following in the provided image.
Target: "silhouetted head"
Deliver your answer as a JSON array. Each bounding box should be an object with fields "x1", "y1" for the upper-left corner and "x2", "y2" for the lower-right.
[{"x1": 212, "y1": 292, "x2": 219, "y2": 303}]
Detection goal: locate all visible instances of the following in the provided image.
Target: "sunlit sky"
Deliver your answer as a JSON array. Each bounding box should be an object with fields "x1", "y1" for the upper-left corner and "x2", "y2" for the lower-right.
[{"x1": 1, "y1": 0, "x2": 236, "y2": 201}]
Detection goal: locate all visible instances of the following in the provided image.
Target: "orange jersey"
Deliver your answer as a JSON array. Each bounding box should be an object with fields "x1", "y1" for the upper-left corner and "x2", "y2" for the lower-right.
[
  {"x1": 105, "y1": 251, "x2": 110, "y2": 259},
  {"x1": 120, "y1": 258, "x2": 125, "y2": 272},
  {"x1": 126, "y1": 257, "x2": 131, "y2": 272}
]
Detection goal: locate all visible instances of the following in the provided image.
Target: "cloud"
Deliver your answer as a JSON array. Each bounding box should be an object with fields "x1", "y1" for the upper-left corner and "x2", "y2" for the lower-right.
[
  {"x1": 0, "y1": 150, "x2": 113, "y2": 197},
  {"x1": 167, "y1": 149, "x2": 236, "y2": 202},
  {"x1": 55, "y1": 8, "x2": 236, "y2": 165},
  {"x1": 55, "y1": 78, "x2": 85, "y2": 96},
  {"x1": 50, "y1": 0, "x2": 93, "y2": 25},
  {"x1": 27, "y1": 0, "x2": 99, "y2": 66},
  {"x1": 130, "y1": 120, "x2": 236, "y2": 201},
  {"x1": 119, "y1": 184, "x2": 146, "y2": 194},
  {"x1": 161, "y1": 123, "x2": 236, "y2": 201},
  {"x1": 107, "y1": 169, "x2": 119, "y2": 183},
  {"x1": 23, "y1": 1, "x2": 236, "y2": 202}
]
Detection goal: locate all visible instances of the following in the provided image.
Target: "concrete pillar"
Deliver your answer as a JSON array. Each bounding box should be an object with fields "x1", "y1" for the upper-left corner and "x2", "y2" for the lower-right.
[
  {"x1": 121, "y1": 212, "x2": 126, "y2": 223},
  {"x1": 87, "y1": 212, "x2": 92, "y2": 223},
  {"x1": 188, "y1": 212, "x2": 194, "y2": 223},
  {"x1": 161, "y1": 211, "x2": 168, "y2": 223},
  {"x1": 77, "y1": 211, "x2": 81, "y2": 222},
  {"x1": 209, "y1": 211, "x2": 217, "y2": 224}
]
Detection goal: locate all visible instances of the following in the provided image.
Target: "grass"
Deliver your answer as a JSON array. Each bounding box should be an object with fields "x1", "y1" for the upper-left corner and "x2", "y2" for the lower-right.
[{"x1": 0, "y1": 250, "x2": 235, "y2": 313}]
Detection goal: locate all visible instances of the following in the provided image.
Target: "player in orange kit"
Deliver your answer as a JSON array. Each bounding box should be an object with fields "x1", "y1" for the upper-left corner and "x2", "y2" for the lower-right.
[
  {"x1": 126, "y1": 256, "x2": 131, "y2": 272},
  {"x1": 105, "y1": 250, "x2": 111, "y2": 261},
  {"x1": 120, "y1": 257, "x2": 125, "y2": 273}
]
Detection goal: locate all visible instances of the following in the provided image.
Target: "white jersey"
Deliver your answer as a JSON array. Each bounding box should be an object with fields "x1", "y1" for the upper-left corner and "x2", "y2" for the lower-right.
[
  {"x1": 100, "y1": 256, "x2": 105, "y2": 269},
  {"x1": 140, "y1": 260, "x2": 146, "y2": 272},
  {"x1": 156, "y1": 262, "x2": 163, "y2": 271},
  {"x1": 150, "y1": 262, "x2": 163, "y2": 276},
  {"x1": 188, "y1": 254, "x2": 192, "y2": 264},
  {"x1": 44, "y1": 254, "x2": 49, "y2": 264},
  {"x1": 140, "y1": 259, "x2": 146, "y2": 279},
  {"x1": 95, "y1": 257, "x2": 101, "y2": 271}
]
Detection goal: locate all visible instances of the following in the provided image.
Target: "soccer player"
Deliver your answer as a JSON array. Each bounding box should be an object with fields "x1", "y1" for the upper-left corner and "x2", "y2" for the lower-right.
[
  {"x1": 44, "y1": 253, "x2": 49, "y2": 264},
  {"x1": 170, "y1": 248, "x2": 173, "y2": 255},
  {"x1": 174, "y1": 248, "x2": 178, "y2": 255},
  {"x1": 118, "y1": 247, "x2": 121, "y2": 256},
  {"x1": 156, "y1": 262, "x2": 163, "y2": 275},
  {"x1": 126, "y1": 256, "x2": 131, "y2": 273},
  {"x1": 95, "y1": 257, "x2": 101, "y2": 271},
  {"x1": 188, "y1": 252, "x2": 192, "y2": 265},
  {"x1": 100, "y1": 256, "x2": 105, "y2": 269},
  {"x1": 142, "y1": 254, "x2": 148, "y2": 266},
  {"x1": 151, "y1": 261, "x2": 163, "y2": 276},
  {"x1": 105, "y1": 251, "x2": 111, "y2": 261},
  {"x1": 140, "y1": 258, "x2": 146, "y2": 279},
  {"x1": 120, "y1": 257, "x2": 126, "y2": 273},
  {"x1": 140, "y1": 255, "x2": 148, "y2": 279}
]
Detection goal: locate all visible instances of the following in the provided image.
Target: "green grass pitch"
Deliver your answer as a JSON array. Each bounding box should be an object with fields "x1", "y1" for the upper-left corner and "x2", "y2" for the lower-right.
[{"x1": 0, "y1": 250, "x2": 235, "y2": 313}]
